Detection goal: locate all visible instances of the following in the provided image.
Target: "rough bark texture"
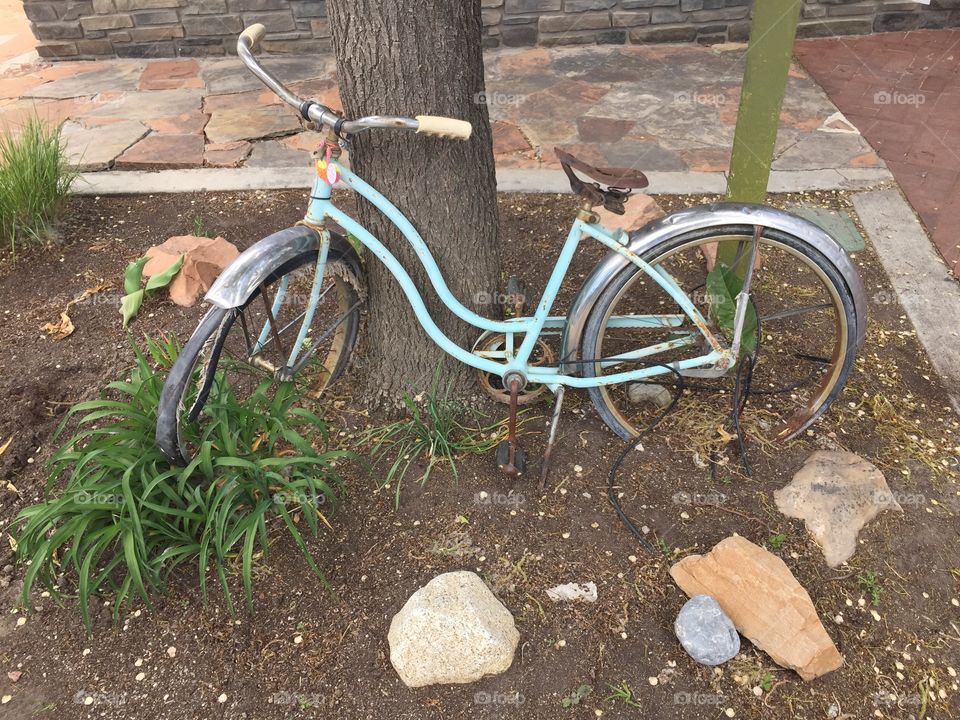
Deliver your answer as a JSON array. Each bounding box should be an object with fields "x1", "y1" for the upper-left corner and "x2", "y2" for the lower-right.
[{"x1": 326, "y1": 0, "x2": 501, "y2": 404}]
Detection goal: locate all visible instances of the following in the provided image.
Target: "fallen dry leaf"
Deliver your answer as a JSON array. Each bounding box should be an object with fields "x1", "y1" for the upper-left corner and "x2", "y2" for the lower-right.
[
  {"x1": 0, "y1": 437, "x2": 10, "y2": 455},
  {"x1": 40, "y1": 281, "x2": 111, "y2": 340}
]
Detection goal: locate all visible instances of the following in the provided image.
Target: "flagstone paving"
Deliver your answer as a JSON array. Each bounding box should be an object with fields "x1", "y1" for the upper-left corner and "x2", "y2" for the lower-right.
[
  {"x1": 795, "y1": 29, "x2": 960, "y2": 279},
  {"x1": 0, "y1": 44, "x2": 881, "y2": 182}
]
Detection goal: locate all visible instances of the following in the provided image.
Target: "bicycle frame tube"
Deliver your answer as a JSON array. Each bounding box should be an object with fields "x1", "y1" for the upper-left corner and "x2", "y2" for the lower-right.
[{"x1": 305, "y1": 163, "x2": 726, "y2": 388}]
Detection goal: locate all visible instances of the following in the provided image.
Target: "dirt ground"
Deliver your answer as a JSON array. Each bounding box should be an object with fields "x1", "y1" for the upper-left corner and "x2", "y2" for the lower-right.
[{"x1": 0, "y1": 190, "x2": 958, "y2": 720}]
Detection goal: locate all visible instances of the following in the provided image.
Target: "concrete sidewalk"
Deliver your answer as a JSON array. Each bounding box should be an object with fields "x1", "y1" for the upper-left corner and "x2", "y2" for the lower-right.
[{"x1": 0, "y1": 42, "x2": 888, "y2": 189}]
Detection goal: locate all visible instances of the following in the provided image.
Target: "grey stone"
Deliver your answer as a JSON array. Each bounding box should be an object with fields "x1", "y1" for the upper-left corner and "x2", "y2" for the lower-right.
[
  {"x1": 506, "y1": 0, "x2": 561, "y2": 11},
  {"x1": 564, "y1": 0, "x2": 616, "y2": 10},
  {"x1": 674, "y1": 595, "x2": 740, "y2": 666},
  {"x1": 627, "y1": 382, "x2": 673, "y2": 408},
  {"x1": 205, "y1": 105, "x2": 301, "y2": 143},
  {"x1": 33, "y1": 21, "x2": 84, "y2": 40},
  {"x1": 182, "y1": 14, "x2": 243, "y2": 36},
  {"x1": 388, "y1": 571, "x2": 519, "y2": 688},
  {"x1": 79, "y1": 13, "x2": 133, "y2": 31},
  {"x1": 61, "y1": 119, "x2": 150, "y2": 171},
  {"x1": 23, "y1": 3, "x2": 60, "y2": 22},
  {"x1": 241, "y1": 10, "x2": 297, "y2": 31},
  {"x1": 131, "y1": 9, "x2": 179, "y2": 24},
  {"x1": 501, "y1": 23, "x2": 539, "y2": 45},
  {"x1": 23, "y1": 62, "x2": 144, "y2": 98},
  {"x1": 244, "y1": 139, "x2": 311, "y2": 167},
  {"x1": 87, "y1": 89, "x2": 202, "y2": 120}
]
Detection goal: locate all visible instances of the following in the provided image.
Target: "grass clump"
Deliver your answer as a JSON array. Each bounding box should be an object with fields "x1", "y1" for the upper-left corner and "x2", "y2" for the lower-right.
[
  {"x1": 0, "y1": 116, "x2": 77, "y2": 255},
  {"x1": 356, "y1": 372, "x2": 511, "y2": 508},
  {"x1": 14, "y1": 336, "x2": 349, "y2": 630}
]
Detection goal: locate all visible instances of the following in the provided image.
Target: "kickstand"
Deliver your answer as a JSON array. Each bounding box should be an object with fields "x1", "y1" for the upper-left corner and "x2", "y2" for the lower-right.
[{"x1": 539, "y1": 386, "x2": 565, "y2": 491}]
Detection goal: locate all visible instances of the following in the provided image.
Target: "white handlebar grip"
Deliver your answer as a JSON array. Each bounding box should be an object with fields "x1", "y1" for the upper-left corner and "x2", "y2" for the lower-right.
[
  {"x1": 415, "y1": 115, "x2": 473, "y2": 140},
  {"x1": 240, "y1": 24, "x2": 267, "y2": 48}
]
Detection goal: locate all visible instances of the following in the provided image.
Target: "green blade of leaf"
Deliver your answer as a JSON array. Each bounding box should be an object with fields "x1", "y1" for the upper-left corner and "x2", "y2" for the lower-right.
[
  {"x1": 120, "y1": 289, "x2": 145, "y2": 329},
  {"x1": 144, "y1": 255, "x2": 184, "y2": 293},
  {"x1": 123, "y1": 256, "x2": 150, "y2": 295}
]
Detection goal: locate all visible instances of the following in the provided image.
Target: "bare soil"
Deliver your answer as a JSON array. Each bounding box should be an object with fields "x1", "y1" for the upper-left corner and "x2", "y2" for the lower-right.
[{"x1": 0, "y1": 190, "x2": 957, "y2": 720}]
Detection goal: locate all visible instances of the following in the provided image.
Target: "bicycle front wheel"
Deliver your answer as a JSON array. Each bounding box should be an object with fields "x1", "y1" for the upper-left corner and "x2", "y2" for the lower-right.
[
  {"x1": 581, "y1": 225, "x2": 859, "y2": 442},
  {"x1": 156, "y1": 235, "x2": 363, "y2": 465}
]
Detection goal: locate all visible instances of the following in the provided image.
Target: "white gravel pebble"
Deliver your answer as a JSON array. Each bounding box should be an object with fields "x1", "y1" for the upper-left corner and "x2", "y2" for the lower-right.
[{"x1": 218, "y1": 693, "x2": 227, "y2": 703}]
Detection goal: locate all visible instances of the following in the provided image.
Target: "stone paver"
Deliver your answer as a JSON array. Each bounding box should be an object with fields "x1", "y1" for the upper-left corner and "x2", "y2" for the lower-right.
[
  {"x1": 0, "y1": 43, "x2": 886, "y2": 186},
  {"x1": 61, "y1": 119, "x2": 149, "y2": 171},
  {"x1": 114, "y1": 133, "x2": 205, "y2": 170},
  {"x1": 796, "y1": 29, "x2": 960, "y2": 278}
]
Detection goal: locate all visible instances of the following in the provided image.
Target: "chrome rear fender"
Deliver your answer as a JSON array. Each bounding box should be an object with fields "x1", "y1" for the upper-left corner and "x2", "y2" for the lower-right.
[{"x1": 560, "y1": 202, "x2": 868, "y2": 373}]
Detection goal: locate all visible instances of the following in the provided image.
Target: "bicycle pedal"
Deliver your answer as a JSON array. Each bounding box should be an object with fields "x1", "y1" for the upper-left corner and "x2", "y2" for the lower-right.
[{"x1": 495, "y1": 439, "x2": 525, "y2": 477}]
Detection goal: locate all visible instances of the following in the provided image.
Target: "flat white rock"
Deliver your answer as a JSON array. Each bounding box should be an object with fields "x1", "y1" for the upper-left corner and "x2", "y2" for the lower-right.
[{"x1": 545, "y1": 581, "x2": 598, "y2": 603}]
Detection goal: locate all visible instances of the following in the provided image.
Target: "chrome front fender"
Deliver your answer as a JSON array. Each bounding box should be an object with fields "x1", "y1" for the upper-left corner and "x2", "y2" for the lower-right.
[
  {"x1": 560, "y1": 202, "x2": 868, "y2": 373},
  {"x1": 206, "y1": 226, "x2": 321, "y2": 309}
]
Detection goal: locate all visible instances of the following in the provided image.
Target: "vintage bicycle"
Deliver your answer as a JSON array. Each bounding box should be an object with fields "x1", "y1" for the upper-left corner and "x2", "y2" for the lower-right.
[{"x1": 156, "y1": 24, "x2": 868, "y2": 480}]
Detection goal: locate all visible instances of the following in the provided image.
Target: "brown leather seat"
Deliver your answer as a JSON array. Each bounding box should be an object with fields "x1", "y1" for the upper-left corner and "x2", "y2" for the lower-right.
[
  {"x1": 555, "y1": 148, "x2": 648, "y2": 215},
  {"x1": 555, "y1": 148, "x2": 649, "y2": 190}
]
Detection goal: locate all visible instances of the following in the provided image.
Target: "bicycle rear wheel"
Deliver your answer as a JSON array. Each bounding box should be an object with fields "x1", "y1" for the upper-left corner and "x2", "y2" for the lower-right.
[
  {"x1": 581, "y1": 225, "x2": 859, "y2": 442},
  {"x1": 156, "y1": 233, "x2": 363, "y2": 465}
]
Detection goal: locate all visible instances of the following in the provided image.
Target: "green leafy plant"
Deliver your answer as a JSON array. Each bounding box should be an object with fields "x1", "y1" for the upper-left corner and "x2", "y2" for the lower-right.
[
  {"x1": 767, "y1": 532, "x2": 787, "y2": 550},
  {"x1": 0, "y1": 115, "x2": 77, "y2": 256},
  {"x1": 561, "y1": 684, "x2": 593, "y2": 708},
  {"x1": 857, "y1": 570, "x2": 883, "y2": 606},
  {"x1": 14, "y1": 336, "x2": 349, "y2": 630},
  {"x1": 706, "y1": 262, "x2": 758, "y2": 356},
  {"x1": 605, "y1": 682, "x2": 641, "y2": 709},
  {"x1": 120, "y1": 254, "x2": 184, "y2": 327},
  {"x1": 356, "y1": 371, "x2": 510, "y2": 508}
]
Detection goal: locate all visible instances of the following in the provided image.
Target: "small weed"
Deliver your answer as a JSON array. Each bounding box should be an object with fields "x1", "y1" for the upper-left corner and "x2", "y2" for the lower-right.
[
  {"x1": 561, "y1": 684, "x2": 593, "y2": 708},
  {"x1": 759, "y1": 671, "x2": 774, "y2": 692},
  {"x1": 858, "y1": 570, "x2": 883, "y2": 606},
  {"x1": 356, "y1": 370, "x2": 513, "y2": 508},
  {"x1": 767, "y1": 532, "x2": 787, "y2": 550},
  {"x1": 192, "y1": 216, "x2": 214, "y2": 238},
  {"x1": 0, "y1": 115, "x2": 77, "y2": 256},
  {"x1": 655, "y1": 537, "x2": 672, "y2": 556},
  {"x1": 605, "y1": 682, "x2": 641, "y2": 709}
]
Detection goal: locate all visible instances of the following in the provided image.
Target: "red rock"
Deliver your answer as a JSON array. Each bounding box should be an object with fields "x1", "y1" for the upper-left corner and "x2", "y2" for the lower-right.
[
  {"x1": 576, "y1": 116, "x2": 636, "y2": 144},
  {"x1": 114, "y1": 133, "x2": 204, "y2": 170},
  {"x1": 145, "y1": 111, "x2": 209, "y2": 135},
  {"x1": 144, "y1": 235, "x2": 240, "y2": 307},
  {"x1": 492, "y1": 121, "x2": 531, "y2": 155},
  {"x1": 596, "y1": 193, "x2": 664, "y2": 231},
  {"x1": 670, "y1": 536, "x2": 843, "y2": 681}
]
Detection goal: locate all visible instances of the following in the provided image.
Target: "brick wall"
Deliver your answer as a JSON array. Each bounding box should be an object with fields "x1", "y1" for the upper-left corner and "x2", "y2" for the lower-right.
[{"x1": 24, "y1": 0, "x2": 960, "y2": 60}]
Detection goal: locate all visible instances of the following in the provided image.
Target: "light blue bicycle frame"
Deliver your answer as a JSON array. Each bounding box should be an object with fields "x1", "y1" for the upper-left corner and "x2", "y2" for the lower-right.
[{"x1": 292, "y1": 159, "x2": 728, "y2": 389}]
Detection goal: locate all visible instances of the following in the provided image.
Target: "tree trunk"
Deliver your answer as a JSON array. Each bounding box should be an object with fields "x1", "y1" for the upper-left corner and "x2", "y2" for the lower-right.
[{"x1": 326, "y1": 0, "x2": 501, "y2": 404}]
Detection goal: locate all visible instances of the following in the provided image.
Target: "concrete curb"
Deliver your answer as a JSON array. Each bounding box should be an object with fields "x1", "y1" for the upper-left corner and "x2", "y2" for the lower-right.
[
  {"x1": 73, "y1": 166, "x2": 893, "y2": 196},
  {"x1": 852, "y1": 188, "x2": 960, "y2": 414}
]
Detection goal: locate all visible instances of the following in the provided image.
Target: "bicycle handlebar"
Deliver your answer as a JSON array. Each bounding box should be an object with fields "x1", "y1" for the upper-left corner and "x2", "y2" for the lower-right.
[{"x1": 236, "y1": 25, "x2": 472, "y2": 140}]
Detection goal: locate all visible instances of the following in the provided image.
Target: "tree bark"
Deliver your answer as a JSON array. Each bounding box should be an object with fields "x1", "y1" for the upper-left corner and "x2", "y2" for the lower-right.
[{"x1": 326, "y1": 0, "x2": 501, "y2": 404}]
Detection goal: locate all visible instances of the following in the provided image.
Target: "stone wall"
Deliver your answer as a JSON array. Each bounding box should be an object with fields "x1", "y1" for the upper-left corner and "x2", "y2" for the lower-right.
[{"x1": 23, "y1": 0, "x2": 960, "y2": 60}]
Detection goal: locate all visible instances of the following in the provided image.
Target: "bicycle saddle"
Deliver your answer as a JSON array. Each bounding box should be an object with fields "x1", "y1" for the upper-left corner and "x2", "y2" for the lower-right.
[{"x1": 555, "y1": 148, "x2": 649, "y2": 216}]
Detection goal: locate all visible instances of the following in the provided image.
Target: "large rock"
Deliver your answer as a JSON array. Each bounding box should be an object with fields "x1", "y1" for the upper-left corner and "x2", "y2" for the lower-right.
[
  {"x1": 674, "y1": 594, "x2": 740, "y2": 666},
  {"x1": 774, "y1": 451, "x2": 902, "y2": 567},
  {"x1": 388, "y1": 571, "x2": 519, "y2": 688},
  {"x1": 670, "y1": 536, "x2": 843, "y2": 681},
  {"x1": 143, "y1": 235, "x2": 239, "y2": 307}
]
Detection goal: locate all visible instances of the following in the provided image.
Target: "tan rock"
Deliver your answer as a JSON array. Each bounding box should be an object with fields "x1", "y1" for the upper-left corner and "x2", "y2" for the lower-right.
[
  {"x1": 388, "y1": 571, "x2": 519, "y2": 688},
  {"x1": 670, "y1": 536, "x2": 842, "y2": 681},
  {"x1": 595, "y1": 192, "x2": 665, "y2": 232},
  {"x1": 775, "y1": 451, "x2": 902, "y2": 567},
  {"x1": 144, "y1": 235, "x2": 239, "y2": 307}
]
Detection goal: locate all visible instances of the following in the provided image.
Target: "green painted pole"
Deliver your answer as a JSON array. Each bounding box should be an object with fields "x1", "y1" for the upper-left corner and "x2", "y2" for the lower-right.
[{"x1": 721, "y1": 0, "x2": 803, "y2": 267}]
